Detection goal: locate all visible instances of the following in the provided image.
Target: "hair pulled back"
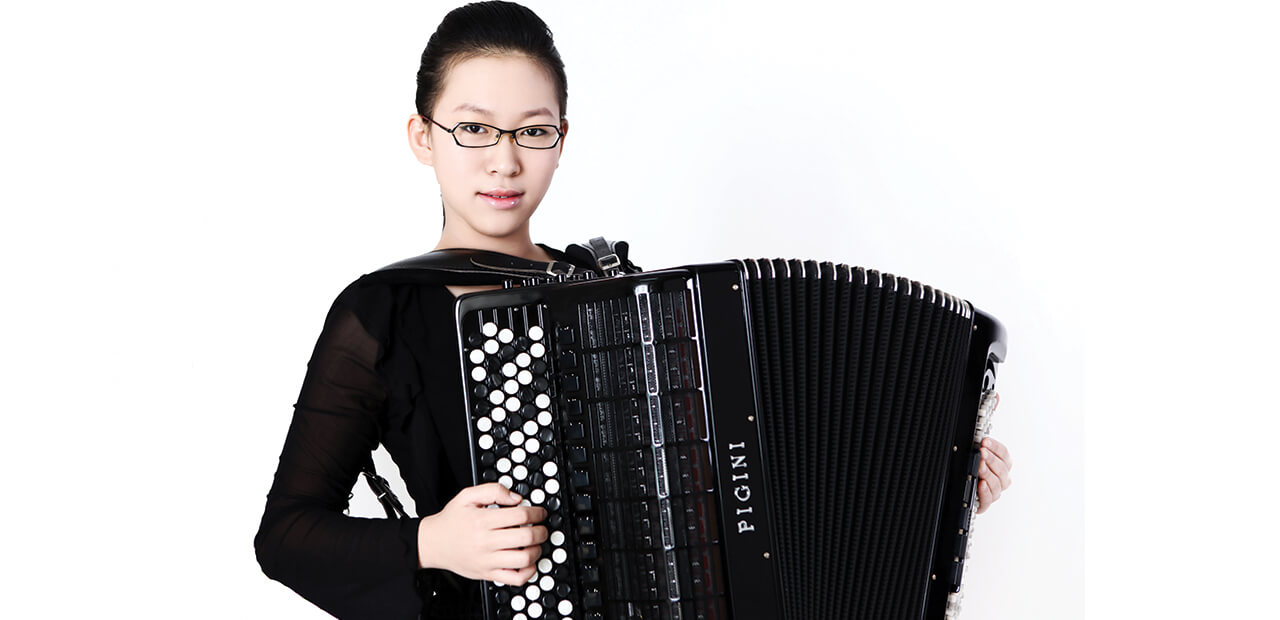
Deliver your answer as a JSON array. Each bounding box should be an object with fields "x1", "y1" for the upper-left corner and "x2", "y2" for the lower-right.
[{"x1": 416, "y1": 1, "x2": 568, "y2": 120}]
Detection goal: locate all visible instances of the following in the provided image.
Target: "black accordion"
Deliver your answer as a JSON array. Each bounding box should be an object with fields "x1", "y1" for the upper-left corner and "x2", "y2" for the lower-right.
[{"x1": 455, "y1": 259, "x2": 1007, "y2": 620}]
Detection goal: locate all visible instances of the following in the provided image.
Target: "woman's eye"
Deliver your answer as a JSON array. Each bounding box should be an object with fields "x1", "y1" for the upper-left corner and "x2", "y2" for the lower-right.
[
  {"x1": 460, "y1": 124, "x2": 489, "y2": 135},
  {"x1": 521, "y1": 127, "x2": 547, "y2": 137}
]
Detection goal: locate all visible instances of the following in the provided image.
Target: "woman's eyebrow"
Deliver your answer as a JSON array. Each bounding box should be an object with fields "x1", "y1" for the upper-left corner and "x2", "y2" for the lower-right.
[{"x1": 452, "y1": 103, "x2": 555, "y2": 120}]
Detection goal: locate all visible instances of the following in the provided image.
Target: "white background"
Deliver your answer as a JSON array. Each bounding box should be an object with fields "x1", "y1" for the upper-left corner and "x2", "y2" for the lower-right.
[{"x1": 2, "y1": 1, "x2": 1276, "y2": 618}]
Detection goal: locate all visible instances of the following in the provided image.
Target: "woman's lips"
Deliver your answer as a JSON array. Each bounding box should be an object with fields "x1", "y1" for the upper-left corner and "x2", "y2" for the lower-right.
[{"x1": 478, "y1": 191, "x2": 523, "y2": 210}]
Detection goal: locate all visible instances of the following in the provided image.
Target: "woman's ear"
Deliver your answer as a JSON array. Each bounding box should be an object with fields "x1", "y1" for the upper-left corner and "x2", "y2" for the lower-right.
[
  {"x1": 408, "y1": 115, "x2": 434, "y2": 166},
  {"x1": 556, "y1": 118, "x2": 569, "y2": 167}
]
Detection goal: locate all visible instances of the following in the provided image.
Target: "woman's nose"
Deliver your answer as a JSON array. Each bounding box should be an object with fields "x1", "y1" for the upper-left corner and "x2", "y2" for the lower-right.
[{"x1": 486, "y1": 134, "x2": 521, "y2": 176}]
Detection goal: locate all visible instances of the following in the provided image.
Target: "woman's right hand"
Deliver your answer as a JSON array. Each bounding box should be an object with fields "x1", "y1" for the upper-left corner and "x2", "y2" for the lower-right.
[{"x1": 417, "y1": 483, "x2": 548, "y2": 585}]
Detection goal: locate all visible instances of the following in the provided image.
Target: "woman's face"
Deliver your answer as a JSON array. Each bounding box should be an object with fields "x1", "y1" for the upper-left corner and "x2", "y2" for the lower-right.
[{"x1": 411, "y1": 54, "x2": 567, "y2": 247}]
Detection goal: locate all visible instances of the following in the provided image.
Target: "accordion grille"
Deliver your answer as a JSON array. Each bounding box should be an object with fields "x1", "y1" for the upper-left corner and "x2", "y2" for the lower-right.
[{"x1": 742, "y1": 259, "x2": 973, "y2": 620}]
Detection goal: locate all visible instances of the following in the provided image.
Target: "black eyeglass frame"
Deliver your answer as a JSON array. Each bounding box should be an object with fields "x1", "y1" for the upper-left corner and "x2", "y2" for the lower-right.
[{"x1": 421, "y1": 115, "x2": 564, "y2": 150}]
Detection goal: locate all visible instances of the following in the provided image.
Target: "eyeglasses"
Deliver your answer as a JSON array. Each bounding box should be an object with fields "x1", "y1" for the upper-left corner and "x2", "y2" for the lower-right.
[{"x1": 422, "y1": 115, "x2": 564, "y2": 149}]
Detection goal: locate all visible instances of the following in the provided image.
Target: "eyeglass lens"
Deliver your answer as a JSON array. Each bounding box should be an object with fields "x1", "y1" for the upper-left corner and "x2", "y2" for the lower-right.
[{"x1": 453, "y1": 123, "x2": 560, "y2": 148}]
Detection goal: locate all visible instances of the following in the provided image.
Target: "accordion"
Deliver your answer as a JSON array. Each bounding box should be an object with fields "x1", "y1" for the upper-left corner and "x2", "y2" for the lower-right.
[{"x1": 455, "y1": 259, "x2": 1007, "y2": 620}]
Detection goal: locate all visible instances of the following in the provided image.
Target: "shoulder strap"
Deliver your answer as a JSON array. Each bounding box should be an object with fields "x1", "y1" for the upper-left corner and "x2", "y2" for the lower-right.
[
  {"x1": 564, "y1": 237, "x2": 643, "y2": 276},
  {"x1": 371, "y1": 248, "x2": 582, "y2": 285}
]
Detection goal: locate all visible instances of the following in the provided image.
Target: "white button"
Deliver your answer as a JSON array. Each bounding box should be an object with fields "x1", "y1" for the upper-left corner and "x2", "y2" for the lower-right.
[
  {"x1": 525, "y1": 585, "x2": 540, "y2": 601},
  {"x1": 523, "y1": 420, "x2": 538, "y2": 435},
  {"x1": 491, "y1": 407, "x2": 507, "y2": 423},
  {"x1": 528, "y1": 325, "x2": 544, "y2": 341},
  {"x1": 530, "y1": 488, "x2": 545, "y2": 503},
  {"x1": 503, "y1": 379, "x2": 519, "y2": 395},
  {"x1": 513, "y1": 615, "x2": 526, "y2": 620},
  {"x1": 551, "y1": 548, "x2": 567, "y2": 563},
  {"x1": 550, "y1": 530, "x2": 565, "y2": 546},
  {"x1": 524, "y1": 438, "x2": 540, "y2": 453},
  {"x1": 484, "y1": 339, "x2": 499, "y2": 354},
  {"x1": 527, "y1": 566, "x2": 539, "y2": 582},
  {"x1": 517, "y1": 369, "x2": 533, "y2": 385},
  {"x1": 558, "y1": 600, "x2": 573, "y2": 615},
  {"x1": 477, "y1": 434, "x2": 493, "y2": 450},
  {"x1": 489, "y1": 390, "x2": 504, "y2": 405},
  {"x1": 535, "y1": 394, "x2": 551, "y2": 408},
  {"x1": 542, "y1": 461, "x2": 558, "y2": 477},
  {"x1": 527, "y1": 602, "x2": 543, "y2": 618},
  {"x1": 470, "y1": 366, "x2": 487, "y2": 382},
  {"x1": 496, "y1": 458, "x2": 511, "y2": 473},
  {"x1": 512, "y1": 448, "x2": 527, "y2": 463},
  {"x1": 469, "y1": 349, "x2": 485, "y2": 364},
  {"x1": 505, "y1": 397, "x2": 520, "y2": 412},
  {"x1": 510, "y1": 430, "x2": 525, "y2": 446},
  {"x1": 513, "y1": 464, "x2": 528, "y2": 480},
  {"x1": 516, "y1": 352, "x2": 532, "y2": 367},
  {"x1": 537, "y1": 411, "x2": 553, "y2": 426},
  {"x1": 502, "y1": 362, "x2": 517, "y2": 377},
  {"x1": 538, "y1": 558, "x2": 552, "y2": 573},
  {"x1": 510, "y1": 594, "x2": 525, "y2": 611},
  {"x1": 539, "y1": 575, "x2": 555, "y2": 591},
  {"x1": 476, "y1": 417, "x2": 492, "y2": 432},
  {"x1": 530, "y1": 343, "x2": 546, "y2": 358},
  {"x1": 499, "y1": 328, "x2": 514, "y2": 344},
  {"x1": 544, "y1": 478, "x2": 559, "y2": 494},
  {"x1": 499, "y1": 475, "x2": 513, "y2": 489},
  {"x1": 482, "y1": 322, "x2": 498, "y2": 337}
]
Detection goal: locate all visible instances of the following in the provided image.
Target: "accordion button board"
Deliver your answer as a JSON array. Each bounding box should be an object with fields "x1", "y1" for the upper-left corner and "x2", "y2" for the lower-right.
[{"x1": 456, "y1": 261, "x2": 1006, "y2": 620}]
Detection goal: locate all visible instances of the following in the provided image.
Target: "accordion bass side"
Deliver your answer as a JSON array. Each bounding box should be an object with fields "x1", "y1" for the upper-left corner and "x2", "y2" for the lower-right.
[{"x1": 455, "y1": 259, "x2": 1007, "y2": 620}]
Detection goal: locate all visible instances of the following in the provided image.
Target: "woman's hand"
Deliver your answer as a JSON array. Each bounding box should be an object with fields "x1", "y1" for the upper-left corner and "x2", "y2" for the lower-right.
[
  {"x1": 976, "y1": 435, "x2": 1012, "y2": 513},
  {"x1": 417, "y1": 483, "x2": 548, "y2": 585}
]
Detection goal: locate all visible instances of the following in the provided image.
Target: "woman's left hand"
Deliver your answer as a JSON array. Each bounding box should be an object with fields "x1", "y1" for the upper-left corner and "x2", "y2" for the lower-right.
[{"x1": 976, "y1": 435, "x2": 1012, "y2": 513}]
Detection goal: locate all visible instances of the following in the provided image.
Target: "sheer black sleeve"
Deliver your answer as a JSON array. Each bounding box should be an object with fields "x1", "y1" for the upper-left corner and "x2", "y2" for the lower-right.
[{"x1": 255, "y1": 283, "x2": 424, "y2": 619}]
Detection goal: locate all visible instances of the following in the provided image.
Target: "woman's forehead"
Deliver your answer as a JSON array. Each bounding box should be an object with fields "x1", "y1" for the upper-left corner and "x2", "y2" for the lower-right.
[{"x1": 436, "y1": 55, "x2": 561, "y2": 121}]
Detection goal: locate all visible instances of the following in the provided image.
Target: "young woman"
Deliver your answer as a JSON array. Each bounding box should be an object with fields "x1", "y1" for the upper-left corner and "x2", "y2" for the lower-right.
[{"x1": 255, "y1": 3, "x2": 1013, "y2": 619}]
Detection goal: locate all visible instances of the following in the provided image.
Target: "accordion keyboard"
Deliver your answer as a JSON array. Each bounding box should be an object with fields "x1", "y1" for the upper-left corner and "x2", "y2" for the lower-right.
[{"x1": 463, "y1": 307, "x2": 580, "y2": 620}]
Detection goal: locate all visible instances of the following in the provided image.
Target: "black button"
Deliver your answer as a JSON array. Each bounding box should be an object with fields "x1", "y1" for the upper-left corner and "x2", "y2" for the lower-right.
[
  {"x1": 583, "y1": 590, "x2": 602, "y2": 608},
  {"x1": 521, "y1": 404, "x2": 539, "y2": 418},
  {"x1": 572, "y1": 471, "x2": 590, "y2": 489},
  {"x1": 481, "y1": 469, "x2": 497, "y2": 482},
  {"x1": 569, "y1": 446, "x2": 587, "y2": 464},
  {"x1": 471, "y1": 384, "x2": 489, "y2": 399},
  {"x1": 566, "y1": 423, "x2": 585, "y2": 440},
  {"x1": 466, "y1": 332, "x2": 483, "y2": 347},
  {"x1": 548, "y1": 513, "x2": 563, "y2": 529},
  {"x1": 559, "y1": 350, "x2": 577, "y2": 369},
  {"x1": 577, "y1": 516, "x2": 596, "y2": 536},
  {"x1": 578, "y1": 542, "x2": 598, "y2": 560},
  {"x1": 564, "y1": 400, "x2": 582, "y2": 416},
  {"x1": 532, "y1": 377, "x2": 549, "y2": 392},
  {"x1": 479, "y1": 452, "x2": 496, "y2": 467},
  {"x1": 499, "y1": 344, "x2": 517, "y2": 361},
  {"x1": 579, "y1": 564, "x2": 599, "y2": 584},
  {"x1": 539, "y1": 444, "x2": 555, "y2": 460},
  {"x1": 538, "y1": 428, "x2": 554, "y2": 443},
  {"x1": 546, "y1": 496, "x2": 561, "y2": 511},
  {"x1": 529, "y1": 472, "x2": 547, "y2": 487},
  {"x1": 494, "y1": 588, "x2": 511, "y2": 604},
  {"x1": 556, "y1": 582, "x2": 572, "y2": 596},
  {"x1": 532, "y1": 360, "x2": 548, "y2": 374},
  {"x1": 573, "y1": 495, "x2": 593, "y2": 512},
  {"x1": 562, "y1": 375, "x2": 580, "y2": 392},
  {"x1": 514, "y1": 482, "x2": 531, "y2": 497}
]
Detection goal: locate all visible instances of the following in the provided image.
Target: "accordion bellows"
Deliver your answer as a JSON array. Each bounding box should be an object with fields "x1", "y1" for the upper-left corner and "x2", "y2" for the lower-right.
[{"x1": 456, "y1": 259, "x2": 1007, "y2": 620}]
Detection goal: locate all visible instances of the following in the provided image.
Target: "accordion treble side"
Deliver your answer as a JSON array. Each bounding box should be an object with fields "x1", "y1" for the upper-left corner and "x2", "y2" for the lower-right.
[{"x1": 455, "y1": 259, "x2": 1007, "y2": 620}]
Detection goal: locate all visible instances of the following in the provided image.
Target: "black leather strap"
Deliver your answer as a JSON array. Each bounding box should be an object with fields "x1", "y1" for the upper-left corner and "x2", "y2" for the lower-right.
[{"x1": 373, "y1": 247, "x2": 580, "y2": 285}]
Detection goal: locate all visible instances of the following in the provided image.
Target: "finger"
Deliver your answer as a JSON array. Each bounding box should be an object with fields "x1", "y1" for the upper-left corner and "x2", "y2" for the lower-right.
[
  {"x1": 491, "y1": 525, "x2": 549, "y2": 551},
  {"x1": 982, "y1": 437, "x2": 1012, "y2": 469},
  {"x1": 486, "y1": 505, "x2": 549, "y2": 529},
  {"x1": 457, "y1": 483, "x2": 522, "y2": 508},
  {"x1": 981, "y1": 447, "x2": 1012, "y2": 491},
  {"x1": 489, "y1": 565, "x2": 538, "y2": 587},
  {"x1": 492, "y1": 548, "x2": 543, "y2": 571},
  {"x1": 976, "y1": 478, "x2": 1001, "y2": 514}
]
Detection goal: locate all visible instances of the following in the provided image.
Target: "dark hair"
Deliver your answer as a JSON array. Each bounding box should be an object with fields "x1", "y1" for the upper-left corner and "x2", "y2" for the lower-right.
[{"x1": 416, "y1": 1, "x2": 568, "y2": 120}]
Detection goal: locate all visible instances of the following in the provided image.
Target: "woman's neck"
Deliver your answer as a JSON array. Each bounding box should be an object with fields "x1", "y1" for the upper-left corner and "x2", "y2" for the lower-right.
[{"x1": 433, "y1": 228, "x2": 554, "y2": 262}]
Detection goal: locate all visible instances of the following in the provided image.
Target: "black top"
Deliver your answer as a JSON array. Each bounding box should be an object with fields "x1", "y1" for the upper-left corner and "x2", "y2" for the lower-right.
[{"x1": 255, "y1": 245, "x2": 591, "y2": 619}]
